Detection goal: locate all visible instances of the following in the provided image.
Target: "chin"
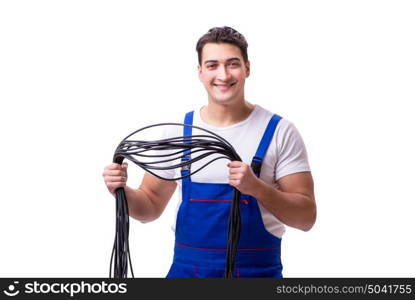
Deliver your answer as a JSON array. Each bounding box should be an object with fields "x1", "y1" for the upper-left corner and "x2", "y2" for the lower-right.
[
  {"x1": 209, "y1": 91, "x2": 234, "y2": 102},
  {"x1": 211, "y1": 96, "x2": 235, "y2": 105}
]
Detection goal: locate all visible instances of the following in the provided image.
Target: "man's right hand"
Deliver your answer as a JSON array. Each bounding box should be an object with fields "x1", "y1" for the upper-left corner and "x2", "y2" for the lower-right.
[
  {"x1": 103, "y1": 163, "x2": 128, "y2": 195},
  {"x1": 102, "y1": 162, "x2": 177, "y2": 222}
]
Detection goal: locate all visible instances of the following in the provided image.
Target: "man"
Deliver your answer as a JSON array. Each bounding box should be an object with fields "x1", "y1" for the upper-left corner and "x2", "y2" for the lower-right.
[{"x1": 103, "y1": 26, "x2": 316, "y2": 278}]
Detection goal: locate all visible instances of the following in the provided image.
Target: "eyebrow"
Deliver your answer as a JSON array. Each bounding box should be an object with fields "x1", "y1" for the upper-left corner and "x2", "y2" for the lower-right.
[{"x1": 203, "y1": 57, "x2": 241, "y2": 65}]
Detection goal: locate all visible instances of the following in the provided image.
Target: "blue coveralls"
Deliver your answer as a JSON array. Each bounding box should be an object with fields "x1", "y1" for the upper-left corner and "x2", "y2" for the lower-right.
[{"x1": 166, "y1": 111, "x2": 283, "y2": 278}]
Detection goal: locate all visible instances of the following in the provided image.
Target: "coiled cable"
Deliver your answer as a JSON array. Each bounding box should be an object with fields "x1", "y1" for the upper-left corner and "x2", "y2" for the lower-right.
[{"x1": 109, "y1": 123, "x2": 242, "y2": 278}]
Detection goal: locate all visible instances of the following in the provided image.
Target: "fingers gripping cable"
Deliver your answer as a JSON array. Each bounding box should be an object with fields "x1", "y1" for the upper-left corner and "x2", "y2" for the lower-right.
[{"x1": 110, "y1": 123, "x2": 242, "y2": 278}]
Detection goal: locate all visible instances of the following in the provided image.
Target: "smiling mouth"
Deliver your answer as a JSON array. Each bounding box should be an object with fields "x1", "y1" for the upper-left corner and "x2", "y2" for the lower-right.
[{"x1": 213, "y1": 82, "x2": 236, "y2": 88}]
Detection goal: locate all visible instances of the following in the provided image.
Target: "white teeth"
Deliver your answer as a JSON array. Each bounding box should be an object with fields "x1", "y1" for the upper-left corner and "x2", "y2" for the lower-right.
[{"x1": 214, "y1": 83, "x2": 235, "y2": 87}]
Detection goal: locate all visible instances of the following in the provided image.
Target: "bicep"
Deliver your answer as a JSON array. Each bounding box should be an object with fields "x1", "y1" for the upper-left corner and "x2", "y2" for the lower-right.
[{"x1": 276, "y1": 171, "x2": 315, "y2": 200}]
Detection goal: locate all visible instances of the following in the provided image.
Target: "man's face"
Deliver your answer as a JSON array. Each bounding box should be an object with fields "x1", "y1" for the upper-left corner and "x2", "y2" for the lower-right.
[{"x1": 198, "y1": 43, "x2": 250, "y2": 105}]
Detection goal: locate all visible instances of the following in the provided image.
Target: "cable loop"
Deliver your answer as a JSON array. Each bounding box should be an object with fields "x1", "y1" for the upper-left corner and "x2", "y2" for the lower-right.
[{"x1": 110, "y1": 123, "x2": 242, "y2": 278}]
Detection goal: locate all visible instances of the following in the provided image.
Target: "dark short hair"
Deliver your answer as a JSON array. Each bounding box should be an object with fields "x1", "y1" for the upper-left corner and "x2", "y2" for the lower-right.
[{"x1": 196, "y1": 26, "x2": 248, "y2": 65}]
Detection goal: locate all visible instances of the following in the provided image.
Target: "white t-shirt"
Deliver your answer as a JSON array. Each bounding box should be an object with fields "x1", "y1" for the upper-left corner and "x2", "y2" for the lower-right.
[{"x1": 154, "y1": 104, "x2": 311, "y2": 238}]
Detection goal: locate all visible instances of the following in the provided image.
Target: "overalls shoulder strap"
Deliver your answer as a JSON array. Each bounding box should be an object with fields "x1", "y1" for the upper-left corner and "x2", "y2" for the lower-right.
[
  {"x1": 251, "y1": 114, "x2": 282, "y2": 177},
  {"x1": 180, "y1": 111, "x2": 194, "y2": 181},
  {"x1": 183, "y1": 111, "x2": 194, "y2": 138}
]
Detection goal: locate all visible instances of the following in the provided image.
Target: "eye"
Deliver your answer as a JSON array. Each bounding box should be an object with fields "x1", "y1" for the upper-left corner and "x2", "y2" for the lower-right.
[
  {"x1": 206, "y1": 64, "x2": 217, "y2": 69},
  {"x1": 229, "y1": 62, "x2": 240, "y2": 68}
]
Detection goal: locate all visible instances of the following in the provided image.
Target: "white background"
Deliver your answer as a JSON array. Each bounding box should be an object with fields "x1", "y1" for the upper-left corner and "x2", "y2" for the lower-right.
[{"x1": 1, "y1": 0, "x2": 414, "y2": 277}]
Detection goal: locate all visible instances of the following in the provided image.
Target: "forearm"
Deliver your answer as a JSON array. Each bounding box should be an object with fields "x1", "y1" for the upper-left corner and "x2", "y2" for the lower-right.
[
  {"x1": 251, "y1": 179, "x2": 316, "y2": 231},
  {"x1": 123, "y1": 186, "x2": 159, "y2": 223}
]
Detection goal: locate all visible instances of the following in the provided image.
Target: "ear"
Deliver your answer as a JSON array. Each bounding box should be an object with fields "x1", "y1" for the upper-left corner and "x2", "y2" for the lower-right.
[
  {"x1": 245, "y1": 60, "x2": 250, "y2": 78},
  {"x1": 198, "y1": 64, "x2": 202, "y2": 81}
]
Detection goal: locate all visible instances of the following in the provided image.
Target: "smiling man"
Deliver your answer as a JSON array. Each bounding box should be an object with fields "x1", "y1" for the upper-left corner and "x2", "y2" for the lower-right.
[{"x1": 103, "y1": 26, "x2": 316, "y2": 278}]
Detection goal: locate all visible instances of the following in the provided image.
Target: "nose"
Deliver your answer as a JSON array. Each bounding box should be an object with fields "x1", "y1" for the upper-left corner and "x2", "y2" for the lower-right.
[{"x1": 216, "y1": 64, "x2": 231, "y2": 81}]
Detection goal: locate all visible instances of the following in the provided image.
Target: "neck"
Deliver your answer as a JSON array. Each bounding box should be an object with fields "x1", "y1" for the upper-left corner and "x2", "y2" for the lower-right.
[{"x1": 201, "y1": 98, "x2": 255, "y2": 127}]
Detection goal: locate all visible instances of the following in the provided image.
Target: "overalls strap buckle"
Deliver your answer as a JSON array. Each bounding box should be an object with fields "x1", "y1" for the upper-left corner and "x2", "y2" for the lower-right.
[
  {"x1": 181, "y1": 156, "x2": 191, "y2": 174},
  {"x1": 251, "y1": 156, "x2": 263, "y2": 177}
]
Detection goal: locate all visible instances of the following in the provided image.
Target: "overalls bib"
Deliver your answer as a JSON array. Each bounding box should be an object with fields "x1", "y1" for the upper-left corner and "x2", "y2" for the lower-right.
[{"x1": 166, "y1": 111, "x2": 283, "y2": 278}]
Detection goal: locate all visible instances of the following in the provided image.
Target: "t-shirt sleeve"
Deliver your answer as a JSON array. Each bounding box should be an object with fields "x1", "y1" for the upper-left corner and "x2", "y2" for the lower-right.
[{"x1": 275, "y1": 120, "x2": 311, "y2": 181}]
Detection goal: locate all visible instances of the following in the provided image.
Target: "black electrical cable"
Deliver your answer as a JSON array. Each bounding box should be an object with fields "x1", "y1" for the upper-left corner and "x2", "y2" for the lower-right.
[{"x1": 109, "y1": 123, "x2": 243, "y2": 278}]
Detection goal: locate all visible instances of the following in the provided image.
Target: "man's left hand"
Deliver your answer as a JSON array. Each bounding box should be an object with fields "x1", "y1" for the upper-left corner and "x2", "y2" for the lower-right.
[{"x1": 227, "y1": 161, "x2": 260, "y2": 195}]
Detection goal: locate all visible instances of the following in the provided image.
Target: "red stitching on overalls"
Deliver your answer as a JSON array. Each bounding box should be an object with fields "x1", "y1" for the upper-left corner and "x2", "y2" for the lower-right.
[
  {"x1": 193, "y1": 264, "x2": 198, "y2": 277},
  {"x1": 190, "y1": 199, "x2": 249, "y2": 204},
  {"x1": 237, "y1": 268, "x2": 240, "y2": 278},
  {"x1": 176, "y1": 242, "x2": 279, "y2": 252}
]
